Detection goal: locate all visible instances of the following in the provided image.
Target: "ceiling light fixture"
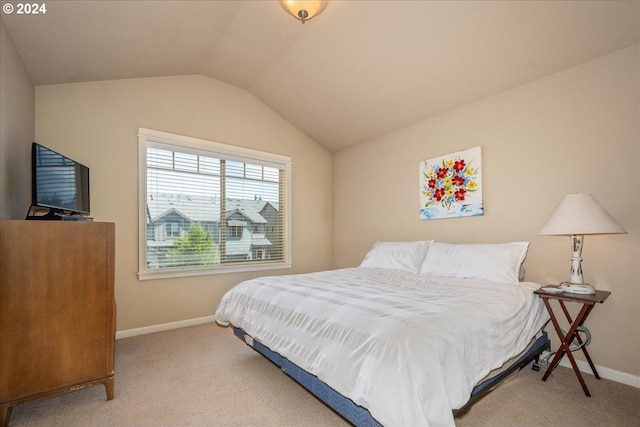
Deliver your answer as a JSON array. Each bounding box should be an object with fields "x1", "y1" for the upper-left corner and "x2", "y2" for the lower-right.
[{"x1": 279, "y1": 0, "x2": 328, "y2": 24}]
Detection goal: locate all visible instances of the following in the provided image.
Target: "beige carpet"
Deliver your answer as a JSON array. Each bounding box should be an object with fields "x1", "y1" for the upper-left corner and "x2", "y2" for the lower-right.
[{"x1": 8, "y1": 323, "x2": 640, "y2": 427}]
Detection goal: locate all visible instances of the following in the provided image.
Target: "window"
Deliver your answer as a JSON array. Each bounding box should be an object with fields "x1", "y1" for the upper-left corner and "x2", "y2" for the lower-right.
[
  {"x1": 166, "y1": 222, "x2": 180, "y2": 238},
  {"x1": 138, "y1": 128, "x2": 291, "y2": 279},
  {"x1": 228, "y1": 225, "x2": 243, "y2": 239}
]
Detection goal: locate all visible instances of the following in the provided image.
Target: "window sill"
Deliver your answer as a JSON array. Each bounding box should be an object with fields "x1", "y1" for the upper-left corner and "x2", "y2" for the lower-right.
[{"x1": 137, "y1": 261, "x2": 292, "y2": 281}]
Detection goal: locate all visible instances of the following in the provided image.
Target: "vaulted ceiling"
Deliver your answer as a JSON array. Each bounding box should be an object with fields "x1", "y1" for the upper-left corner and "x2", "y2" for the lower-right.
[{"x1": 2, "y1": 1, "x2": 639, "y2": 152}]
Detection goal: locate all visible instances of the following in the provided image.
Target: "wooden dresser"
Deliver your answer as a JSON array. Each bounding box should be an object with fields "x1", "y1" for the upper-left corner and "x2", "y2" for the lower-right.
[{"x1": 0, "y1": 221, "x2": 115, "y2": 427}]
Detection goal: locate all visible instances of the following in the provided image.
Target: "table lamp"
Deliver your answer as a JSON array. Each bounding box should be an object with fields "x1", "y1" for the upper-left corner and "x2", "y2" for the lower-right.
[{"x1": 539, "y1": 193, "x2": 625, "y2": 294}]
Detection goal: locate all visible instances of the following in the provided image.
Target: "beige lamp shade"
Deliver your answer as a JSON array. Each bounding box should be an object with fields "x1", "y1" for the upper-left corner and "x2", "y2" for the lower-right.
[
  {"x1": 539, "y1": 193, "x2": 625, "y2": 293},
  {"x1": 539, "y1": 193, "x2": 625, "y2": 236},
  {"x1": 279, "y1": 0, "x2": 328, "y2": 23}
]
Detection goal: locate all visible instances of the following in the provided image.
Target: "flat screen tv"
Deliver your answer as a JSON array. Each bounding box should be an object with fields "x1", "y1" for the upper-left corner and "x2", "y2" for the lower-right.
[{"x1": 30, "y1": 142, "x2": 90, "y2": 217}]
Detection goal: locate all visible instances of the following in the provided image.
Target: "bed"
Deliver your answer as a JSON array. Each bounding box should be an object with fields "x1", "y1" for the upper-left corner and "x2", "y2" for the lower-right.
[{"x1": 215, "y1": 241, "x2": 550, "y2": 427}]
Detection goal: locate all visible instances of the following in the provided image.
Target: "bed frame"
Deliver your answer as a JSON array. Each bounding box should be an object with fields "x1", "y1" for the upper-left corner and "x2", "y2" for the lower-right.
[{"x1": 233, "y1": 327, "x2": 549, "y2": 426}]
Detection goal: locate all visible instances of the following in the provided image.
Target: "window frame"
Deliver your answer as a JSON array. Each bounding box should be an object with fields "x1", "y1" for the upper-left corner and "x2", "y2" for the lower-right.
[{"x1": 138, "y1": 127, "x2": 292, "y2": 280}]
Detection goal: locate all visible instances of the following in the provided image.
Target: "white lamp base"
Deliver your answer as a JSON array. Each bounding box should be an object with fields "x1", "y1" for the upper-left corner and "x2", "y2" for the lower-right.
[
  {"x1": 560, "y1": 282, "x2": 596, "y2": 295},
  {"x1": 561, "y1": 235, "x2": 595, "y2": 294}
]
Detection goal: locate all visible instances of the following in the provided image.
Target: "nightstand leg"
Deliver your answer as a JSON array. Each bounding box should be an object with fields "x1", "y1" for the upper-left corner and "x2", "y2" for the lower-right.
[
  {"x1": 558, "y1": 301, "x2": 600, "y2": 379},
  {"x1": 541, "y1": 299, "x2": 566, "y2": 378},
  {"x1": 541, "y1": 299, "x2": 593, "y2": 396}
]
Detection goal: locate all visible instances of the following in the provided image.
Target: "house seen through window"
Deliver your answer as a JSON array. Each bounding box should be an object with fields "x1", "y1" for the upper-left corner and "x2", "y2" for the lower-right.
[{"x1": 138, "y1": 128, "x2": 291, "y2": 279}]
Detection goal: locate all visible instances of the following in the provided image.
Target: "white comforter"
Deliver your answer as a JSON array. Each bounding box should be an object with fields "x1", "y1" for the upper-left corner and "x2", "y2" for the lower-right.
[{"x1": 215, "y1": 268, "x2": 549, "y2": 427}]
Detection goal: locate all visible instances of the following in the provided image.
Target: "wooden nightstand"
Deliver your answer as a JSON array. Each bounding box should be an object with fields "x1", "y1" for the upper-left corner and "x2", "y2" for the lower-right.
[{"x1": 534, "y1": 287, "x2": 610, "y2": 396}]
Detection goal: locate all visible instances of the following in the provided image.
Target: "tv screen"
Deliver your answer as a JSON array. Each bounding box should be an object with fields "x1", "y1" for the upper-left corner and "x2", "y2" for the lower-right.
[{"x1": 32, "y1": 142, "x2": 90, "y2": 215}]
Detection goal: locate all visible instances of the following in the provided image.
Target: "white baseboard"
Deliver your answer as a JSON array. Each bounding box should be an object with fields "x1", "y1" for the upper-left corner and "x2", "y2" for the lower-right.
[
  {"x1": 115, "y1": 315, "x2": 216, "y2": 339},
  {"x1": 115, "y1": 316, "x2": 640, "y2": 390},
  {"x1": 558, "y1": 358, "x2": 640, "y2": 389}
]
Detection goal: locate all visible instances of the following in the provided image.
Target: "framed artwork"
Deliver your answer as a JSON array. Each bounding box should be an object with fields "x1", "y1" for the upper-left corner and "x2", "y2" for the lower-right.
[{"x1": 419, "y1": 146, "x2": 483, "y2": 220}]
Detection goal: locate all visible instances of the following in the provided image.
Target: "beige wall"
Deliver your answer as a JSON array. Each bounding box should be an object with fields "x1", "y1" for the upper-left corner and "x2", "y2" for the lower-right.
[
  {"x1": 333, "y1": 45, "x2": 639, "y2": 378},
  {"x1": 0, "y1": 18, "x2": 34, "y2": 220},
  {"x1": 15, "y1": 30, "x2": 640, "y2": 381},
  {"x1": 35, "y1": 74, "x2": 333, "y2": 331}
]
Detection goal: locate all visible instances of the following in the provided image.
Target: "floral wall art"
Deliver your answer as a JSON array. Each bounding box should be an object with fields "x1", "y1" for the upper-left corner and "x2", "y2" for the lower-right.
[{"x1": 419, "y1": 146, "x2": 483, "y2": 220}]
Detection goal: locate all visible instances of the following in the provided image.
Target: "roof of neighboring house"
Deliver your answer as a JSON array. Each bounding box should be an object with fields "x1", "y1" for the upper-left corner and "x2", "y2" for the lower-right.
[
  {"x1": 226, "y1": 229, "x2": 272, "y2": 256},
  {"x1": 251, "y1": 236, "x2": 272, "y2": 246},
  {"x1": 147, "y1": 194, "x2": 277, "y2": 225},
  {"x1": 228, "y1": 208, "x2": 267, "y2": 225}
]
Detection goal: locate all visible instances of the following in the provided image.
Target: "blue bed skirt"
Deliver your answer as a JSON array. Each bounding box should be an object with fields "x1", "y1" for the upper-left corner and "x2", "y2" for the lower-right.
[{"x1": 232, "y1": 327, "x2": 549, "y2": 426}]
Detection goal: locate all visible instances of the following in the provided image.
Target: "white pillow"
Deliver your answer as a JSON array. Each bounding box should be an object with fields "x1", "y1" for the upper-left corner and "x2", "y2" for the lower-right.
[
  {"x1": 419, "y1": 241, "x2": 529, "y2": 284},
  {"x1": 359, "y1": 241, "x2": 433, "y2": 274}
]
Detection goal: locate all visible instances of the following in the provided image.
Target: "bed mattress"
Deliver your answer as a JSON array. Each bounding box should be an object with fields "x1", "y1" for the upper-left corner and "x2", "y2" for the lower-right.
[{"x1": 215, "y1": 267, "x2": 549, "y2": 427}]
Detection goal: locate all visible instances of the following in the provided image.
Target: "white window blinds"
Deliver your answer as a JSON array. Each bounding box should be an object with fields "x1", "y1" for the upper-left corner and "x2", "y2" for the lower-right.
[{"x1": 138, "y1": 128, "x2": 291, "y2": 279}]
